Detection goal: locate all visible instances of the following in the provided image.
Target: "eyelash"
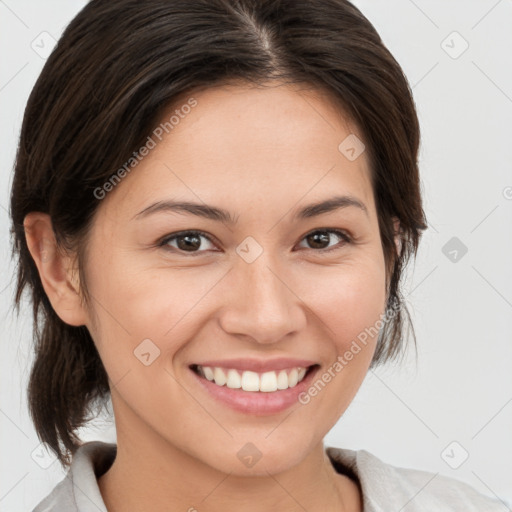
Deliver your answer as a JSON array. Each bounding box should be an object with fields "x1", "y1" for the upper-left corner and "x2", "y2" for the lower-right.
[{"x1": 157, "y1": 228, "x2": 352, "y2": 256}]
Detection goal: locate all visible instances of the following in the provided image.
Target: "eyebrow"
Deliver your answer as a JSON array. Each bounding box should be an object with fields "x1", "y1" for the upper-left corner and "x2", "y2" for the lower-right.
[{"x1": 133, "y1": 195, "x2": 368, "y2": 224}]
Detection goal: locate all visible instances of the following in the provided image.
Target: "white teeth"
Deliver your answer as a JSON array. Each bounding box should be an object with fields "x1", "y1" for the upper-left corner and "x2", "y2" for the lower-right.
[
  {"x1": 260, "y1": 371, "x2": 278, "y2": 392},
  {"x1": 241, "y1": 370, "x2": 260, "y2": 391},
  {"x1": 195, "y1": 365, "x2": 310, "y2": 392},
  {"x1": 288, "y1": 368, "x2": 298, "y2": 387},
  {"x1": 203, "y1": 366, "x2": 215, "y2": 381},
  {"x1": 276, "y1": 370, "x2": 289, "y2": 390},
  {"x1": 226, "y1": 369, "x2": 241, "y2": 389},
  {"x1": 213, "y1": 367, "x2": 226, "y2": 386}
]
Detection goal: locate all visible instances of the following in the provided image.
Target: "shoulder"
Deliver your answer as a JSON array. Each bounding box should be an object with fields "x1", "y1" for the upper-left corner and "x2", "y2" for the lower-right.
[
  {"x1": 326, "y1": 446, "x2": 508, "y2": 512},
  {"x1": 32, "y1": 441, "x2": 116, "y2": 512}
]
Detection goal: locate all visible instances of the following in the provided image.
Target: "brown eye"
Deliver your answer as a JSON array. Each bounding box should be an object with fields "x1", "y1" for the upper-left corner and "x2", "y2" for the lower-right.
[
  {"x1": 297, "y1": 229, "x2": 351, "y2": 252},
  {"x1": 159, "y1": 231, "x2": 216, "y2": 254}
]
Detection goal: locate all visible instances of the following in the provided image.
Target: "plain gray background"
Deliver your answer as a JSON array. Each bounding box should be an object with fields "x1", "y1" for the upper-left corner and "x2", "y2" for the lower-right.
[{"x1": 1, "y1": 1, "x2": 511, "y2": 510}]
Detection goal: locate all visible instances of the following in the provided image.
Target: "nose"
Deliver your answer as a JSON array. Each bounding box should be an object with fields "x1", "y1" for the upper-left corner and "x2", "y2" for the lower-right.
[{"x1": 218, "y1": 252, "x2": 307, "y2": 344}]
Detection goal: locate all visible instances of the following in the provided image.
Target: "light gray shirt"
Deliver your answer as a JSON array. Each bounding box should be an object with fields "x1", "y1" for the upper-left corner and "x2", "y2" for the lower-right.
[{"x1": 32, "y1": 441, "x2": 508, "y2": 511}]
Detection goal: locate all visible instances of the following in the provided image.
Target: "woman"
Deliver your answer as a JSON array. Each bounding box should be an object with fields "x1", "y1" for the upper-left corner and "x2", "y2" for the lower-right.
[{"x1": 10, "y1": 0, "x2": 505, "y2": 510}]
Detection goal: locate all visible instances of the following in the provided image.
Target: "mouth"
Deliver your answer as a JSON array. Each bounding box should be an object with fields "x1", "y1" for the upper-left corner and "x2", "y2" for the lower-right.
[{"x1": 189, "y1": 363, "x2": 318, "y2": 393}]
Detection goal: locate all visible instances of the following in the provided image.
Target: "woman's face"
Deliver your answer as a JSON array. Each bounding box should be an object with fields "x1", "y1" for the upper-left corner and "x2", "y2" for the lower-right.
[{"x1": 83, "y1": 82, "x2": 388, "y2": 475}]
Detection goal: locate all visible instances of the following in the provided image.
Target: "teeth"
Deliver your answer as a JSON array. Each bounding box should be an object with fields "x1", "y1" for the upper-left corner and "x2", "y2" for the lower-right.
[
  {"x1": 260, "y1": 371, "x2": 278, "y2": 392},
  {"x1": 196, "y1": 365, "x2": 310, "y2": 392},
  {"x1": 203, "y1": 366, "x2": 215, "y2": 381},
  {"x1": 241, "y1": 371, "x2": 260, "y2": 391},
  {"x1": 226, "y1": 369, "x2": 241, "y2": 389},
  {"x1": 288, "y1": 368, "x2": 298, "y2": 387},
  {"x1": 213, "y1": 367, "x2": 226, "y2": 386},
  {"x1": 276, "y1": 370, "x2": 289, "y2": 390}
]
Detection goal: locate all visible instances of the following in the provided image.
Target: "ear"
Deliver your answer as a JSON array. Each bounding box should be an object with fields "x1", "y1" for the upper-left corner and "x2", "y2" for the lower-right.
[
  {"x1": 23, "y1": 212, "x2": 88, "y2": 326},
  {"x1": 392, "y1": 217, "x2": 402, "y2": 257}
]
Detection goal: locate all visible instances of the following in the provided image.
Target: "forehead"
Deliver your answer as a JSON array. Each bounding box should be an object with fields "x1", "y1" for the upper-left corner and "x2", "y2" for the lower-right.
[{"x1": 98, "y1": 81, "x2": 375, "y2": 223}]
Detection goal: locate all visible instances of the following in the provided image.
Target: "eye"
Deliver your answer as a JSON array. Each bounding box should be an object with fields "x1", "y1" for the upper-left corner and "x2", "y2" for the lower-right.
[
  {"x1": 158, "y1": 230, "x2": 217, "y2": 254},
  {"x1": 296, "y1": 229, "x2": 352, "y2": 252},
  {"x1": 157, "y1": 228, "x2": 352, "y2": 256}
]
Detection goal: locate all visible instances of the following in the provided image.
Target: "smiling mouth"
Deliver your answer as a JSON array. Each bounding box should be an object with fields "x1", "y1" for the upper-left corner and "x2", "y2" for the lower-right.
[{"x1": 189, "y1": 364, "x2": 319, "y2": 393}]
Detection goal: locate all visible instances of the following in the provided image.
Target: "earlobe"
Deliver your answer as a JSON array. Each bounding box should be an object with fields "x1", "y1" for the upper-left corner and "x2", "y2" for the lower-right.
[{"x1": 23, "y1": 212, "x2": 88, "y2": 326}]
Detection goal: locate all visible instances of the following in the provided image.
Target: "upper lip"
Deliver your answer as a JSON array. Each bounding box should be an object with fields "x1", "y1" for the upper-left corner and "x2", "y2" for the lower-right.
[{"x1": 191, "y1": 358, "x2": 318, "y2": 373}]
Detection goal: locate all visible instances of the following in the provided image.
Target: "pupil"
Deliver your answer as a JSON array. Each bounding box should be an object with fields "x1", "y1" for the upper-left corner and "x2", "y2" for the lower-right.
[
  {"x1": 178, "y1": 234, "x2": 200, "y2": 251},
  {"x1": 308, "y1": 232, "x2": 329, "y2": 249}
]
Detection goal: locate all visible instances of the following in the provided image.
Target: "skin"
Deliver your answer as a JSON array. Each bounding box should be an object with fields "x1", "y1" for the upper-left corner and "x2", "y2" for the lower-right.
[{"x1": 24, "y1": 81, "x2": 399, "y2": 512}]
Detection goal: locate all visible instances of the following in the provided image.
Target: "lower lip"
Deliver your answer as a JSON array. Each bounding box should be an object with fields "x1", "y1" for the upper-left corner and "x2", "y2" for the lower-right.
[{"x1": 189, "y1": 365, "x2": 320, "y2": 415}]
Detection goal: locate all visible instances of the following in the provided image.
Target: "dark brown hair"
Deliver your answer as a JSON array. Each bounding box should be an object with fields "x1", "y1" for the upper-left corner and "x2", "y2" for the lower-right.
[{"x1": 10, "y1": 0, "x2": 427, "y2": 466}]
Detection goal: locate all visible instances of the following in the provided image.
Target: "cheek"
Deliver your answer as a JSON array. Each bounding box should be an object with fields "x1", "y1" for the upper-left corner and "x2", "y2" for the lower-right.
[
  {"x1": 298, "y1": 254, "x2": 387, "y2": 348},
  {"x1": 295, "y1": 257, "x2": 387, "y2": 420},
  {"x1": 84, "y1": 251, "x2": 221, "y2": 377}
]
